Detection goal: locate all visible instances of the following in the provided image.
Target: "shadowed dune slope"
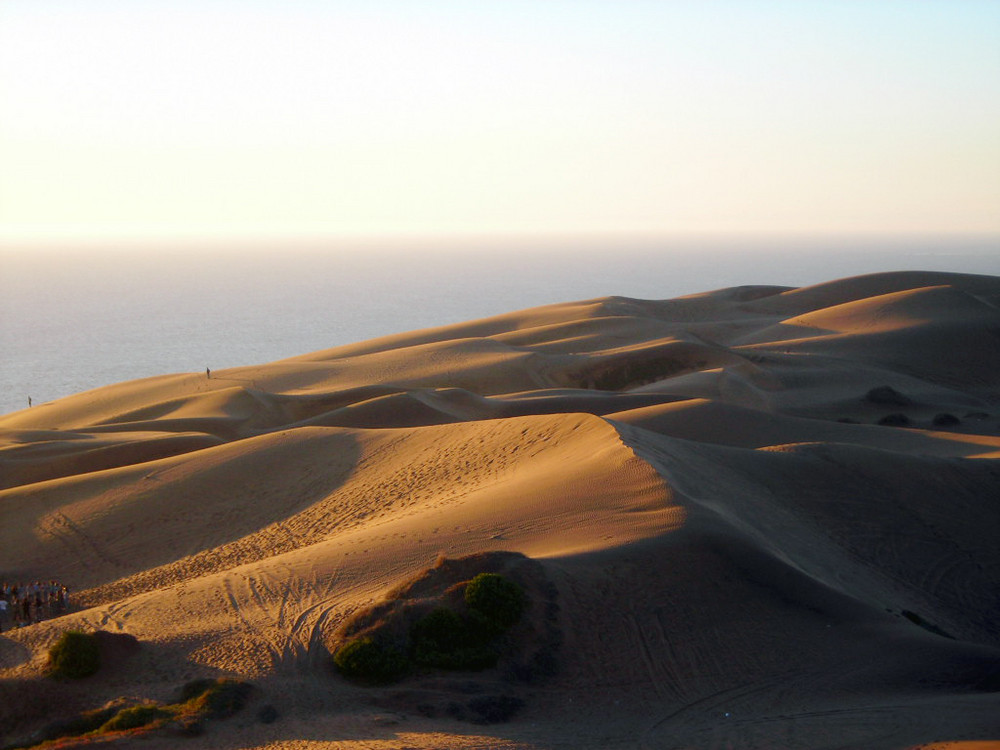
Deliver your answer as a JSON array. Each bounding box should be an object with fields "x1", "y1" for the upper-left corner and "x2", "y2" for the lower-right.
[{"x1": 1, "y1": 270, "x2": 999, "y2": 750}]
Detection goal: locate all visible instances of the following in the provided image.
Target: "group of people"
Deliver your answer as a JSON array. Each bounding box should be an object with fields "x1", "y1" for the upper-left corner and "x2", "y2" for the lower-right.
[{"x1": 0, "y1": 580, "x2": 70, "y2": 630}]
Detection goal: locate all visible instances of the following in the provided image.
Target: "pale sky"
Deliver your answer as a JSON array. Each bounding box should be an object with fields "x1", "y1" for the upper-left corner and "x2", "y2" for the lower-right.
[{"x1": 1, "y1": 0, "x2": 998, "y2": 243}]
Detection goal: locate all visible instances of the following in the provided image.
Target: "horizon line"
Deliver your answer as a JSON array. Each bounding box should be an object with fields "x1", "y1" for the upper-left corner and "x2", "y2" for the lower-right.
[{"x1": 3, "y1": 227, "x2": 999, "y2": 250}]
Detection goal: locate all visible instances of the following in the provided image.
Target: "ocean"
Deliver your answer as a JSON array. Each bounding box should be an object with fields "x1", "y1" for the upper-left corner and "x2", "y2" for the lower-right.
[{"x1": 2, "y1": 234, "x2": 998, "y2": 417}]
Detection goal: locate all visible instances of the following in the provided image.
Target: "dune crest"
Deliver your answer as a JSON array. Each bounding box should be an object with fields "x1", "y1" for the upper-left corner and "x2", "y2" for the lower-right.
[{"x1": 2, "y1": 271, "x2": 998, "y2": 750}]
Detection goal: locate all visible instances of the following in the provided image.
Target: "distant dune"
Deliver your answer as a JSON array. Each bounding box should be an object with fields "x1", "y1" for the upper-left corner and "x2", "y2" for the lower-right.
[{"x1": 2, "y1": 271, "x2": 999, "y2": 749}]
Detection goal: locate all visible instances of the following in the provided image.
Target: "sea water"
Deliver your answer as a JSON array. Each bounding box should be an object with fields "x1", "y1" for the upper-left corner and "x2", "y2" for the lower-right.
[{"x1": 2, "y1": 233, "x2": 998, "y2": 416}]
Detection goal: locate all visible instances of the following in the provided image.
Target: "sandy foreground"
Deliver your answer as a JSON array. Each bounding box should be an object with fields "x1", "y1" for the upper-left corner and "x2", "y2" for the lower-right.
[{"x1": 1, "y1": 270, "x2": 998, "y2": 749}]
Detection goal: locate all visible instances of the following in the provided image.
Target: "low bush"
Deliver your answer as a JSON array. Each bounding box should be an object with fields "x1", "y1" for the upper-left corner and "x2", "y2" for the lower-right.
[
  {"x1": 864, "y1": 386, "x2": 912, "y2": 406},
  {"x1": 878, "y1": 413, "x2": 910, "y2": 426},
  {"x1": 406, "y1": 590, "x2": 522, "y2": 672},
  {"x1": 177, "y1": 677, "x2": 218, "y2": 703},
  {"x1": 466, "y1": 694, "x2": 524, "y2": 724},
  {"x1": 257, "y1": 704, "x2": 279, "y2": 724},
  {"x1": 900, "y1": 609, "x2": 954, "y2": 639},
  {"x1": 38, "y1": 703, "x2": 123, "y2": 743},
  {"x1": 465, "y1": 573, "x2": 525, "y2": 631},
  {"x1": 179, "y1": 678, "x2": 254, "y2": 719},
  {"x1": 410, "y1": 607, "x2": 466, "y2": 653},
  {"x1": 334, "y1": 566, "x2": 534, "y2": 686},
  {"x1": 17, "y1": 678, "x2": 255, "y2": 748},
  {"x1": 100, "y1": 703, "x2": 171, "y2": 732},
  {"x1": 412, "y1": 640, "x2": 498, "y2": 671},
  {"x1": 48, "y1": 631, "x2": 100, "y2": 679},
  {"x1": 441, "y1": 644, "x2": 498, "y2": 671},
  {"x1": 933, "y1": 413, "x2": 961, "y2": 427},
  {"x1": 334, "y1": 637, "x2": 408, "y2": 684}
]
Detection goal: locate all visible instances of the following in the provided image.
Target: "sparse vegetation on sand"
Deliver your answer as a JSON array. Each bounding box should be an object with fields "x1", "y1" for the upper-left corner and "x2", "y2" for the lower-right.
[
  {"x1": 333, "y1": 636, "x2": 410, "y2": 684},
  {"x1": 878, "y1": 413, "x2": 911, "y2": 426},
  {"x1": 98, "y1": 703, "x2": 173, "y2": 732},
  {"x1": 8, "y1": 678, "x2": 254, "y2": 749},
  {"x1": 333, "y1": 571, "x2": 526, "y2": 684},
  {"x1": 174, "y1": 677, "x2": 255, "y2": 719},
  {"x1": 331, "y1": 553, "x2": 552, "y2": 693},
  {"x1": 864, "y1": 385, "x2": 913, "y2": 406}
]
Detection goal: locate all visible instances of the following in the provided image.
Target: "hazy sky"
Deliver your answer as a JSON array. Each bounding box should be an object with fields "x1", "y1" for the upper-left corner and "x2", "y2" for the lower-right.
[{"x1": 1, "y1": 0, "x2": 998, "y2": 243}]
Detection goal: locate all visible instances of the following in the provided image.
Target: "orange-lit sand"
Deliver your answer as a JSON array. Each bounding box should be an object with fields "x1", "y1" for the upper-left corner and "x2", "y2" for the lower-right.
[{"x1": 1, "y1": 271, "x2": 998, "y2": 749}]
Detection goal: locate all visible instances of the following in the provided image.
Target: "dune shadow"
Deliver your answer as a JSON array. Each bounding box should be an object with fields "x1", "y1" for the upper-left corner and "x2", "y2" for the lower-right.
[{"x1": 0, "y1": 634, "x2": 32, "y2": 670}]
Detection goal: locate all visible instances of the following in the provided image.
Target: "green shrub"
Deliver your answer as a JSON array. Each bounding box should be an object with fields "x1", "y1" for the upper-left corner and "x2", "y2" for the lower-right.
[
  {"x1": 100, "y1": 703, "x2": 171, "y2": 732},
  {"x1": 464, "y1": 574, "x2": 525, "y2": 631},
  {"x1": 878, "y1": 413, "x2": 910, "y2": 426},
  {"x1": 464, "y1": 608, "x2": 504, "y2": 642},
  {"x1": 257, "y1": 704, "x2": 279, "y2": 724},
  {"x1": 334, "y1": 637, "x2": 408, "y2": 684},
  {"x1": 179, "y1": 678, "x2": 254, "y2": 718},
  {"x1": 411, "y1": 607, "x2": 466, "y2": 651},
  {"x1": 26, "y1": 679, "x2": 255, "y2": 747},
  {"x1": 39, "y1": 704, "x2": 122, "y2": 742},
  {"x1": 409, "y1": 606, "x2": 502, "y2": 671},
  {"x1": 48, "y1": 631, "x2": 100, "y2": 679},
  {"x1": 467, "y1": 694, "x2": 524, "y2": 724},
  {"x1": 334, "y1": 568, "x2": 531, "y2": 684},
  {"x1": 413, "y1": 642, "x2": 498, "y2": 671},
  {"x1": 178, "y1": 677, "x2": 217, "y2": 703}
]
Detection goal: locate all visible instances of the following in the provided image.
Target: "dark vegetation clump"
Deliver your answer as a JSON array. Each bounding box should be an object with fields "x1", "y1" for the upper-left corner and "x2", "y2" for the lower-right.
[
  {"x1": 331, "y1": 554, "x2": 542, "y2": 689},
  {"x1": 864, "y1": 386, "x2": 913, "y2": 406},
  {"x1": 507, "y1": 640, "x2": 561, "y2": 684},
  {"x1": 11, "y1": 678, "x2": 255, "y2": 749},
  {"x1": 409, "y1": 606, "x2": 499, "y2": 671},
  {"x1": 878, "y1": 413, "x2": 910, "y2": 427},
  {"x1": 35, "y1": 701, "x2": 127, "y2": 744},
  {"x1": 333, "y1": 574, "x2": 525, "y2": 683},
  {"x1": 176, "y1": 677, "x2": 255, "y2": 719},
  {"x1": 899, "y1": 609, "x2": 955, "y2": 640},
  {"x1": 466, "y1": 694, "x2": 525, "y2": 724},
  {"x1": 441, "y1": 694, "x2": 526, "y2": 724},
  {"x1": 333, "y1": 637, "x2": 409, "y2": 684},
  {"x1": 328, "y1": 552, "x2": 559, "y2": 726},
  {"x1": 933, "y1": 413, "x2": 961, "y2": 427},
  {"x1": 410, "y1": 607, "x2": 466, "y2": 657},
  {"x1": 99, "y1": 703, "x2": 172, "y2": 732},
  {"x1": 47, "y1": 631, "x2": 100, "y2": 679},
  {"x1": 465, "y1": 573, "x2": 526, "y2": 632},
  {"x1": 257, "y1": 704, "x2": 279, "y2": 724}
]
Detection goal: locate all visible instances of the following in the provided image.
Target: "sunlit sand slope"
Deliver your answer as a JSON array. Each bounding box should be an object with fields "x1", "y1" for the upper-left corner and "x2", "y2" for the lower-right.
[{"x1": 1, "y1": 270, "x2": 998, "y2": 750}]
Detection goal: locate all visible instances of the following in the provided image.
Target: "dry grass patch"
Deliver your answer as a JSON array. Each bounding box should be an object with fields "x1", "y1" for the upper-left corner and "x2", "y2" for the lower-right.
[{"x1": 6, "y1": 678, "x2": 255, "y2": 749}]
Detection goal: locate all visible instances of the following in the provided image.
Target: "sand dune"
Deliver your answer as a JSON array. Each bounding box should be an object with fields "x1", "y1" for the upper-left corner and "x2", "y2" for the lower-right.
[{"x1": 1, "y1": 270, "x2": 998, "y2": 750}]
